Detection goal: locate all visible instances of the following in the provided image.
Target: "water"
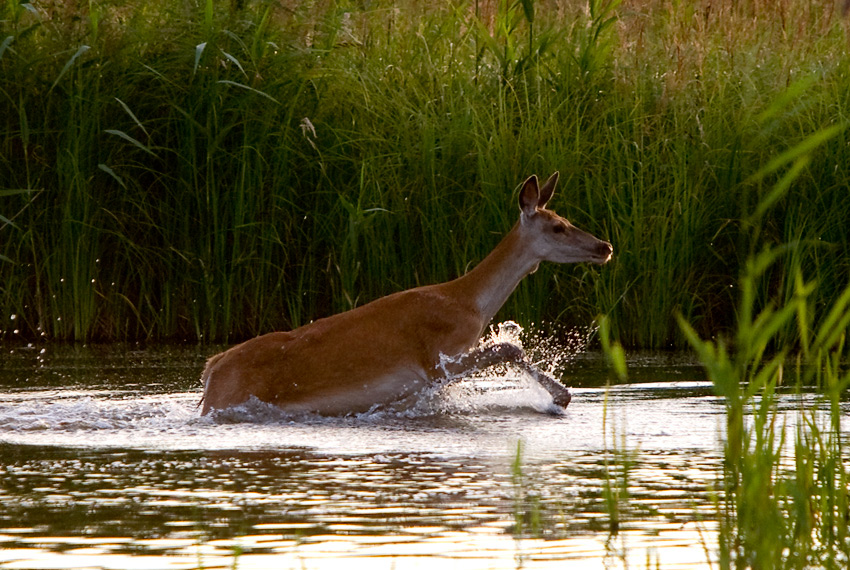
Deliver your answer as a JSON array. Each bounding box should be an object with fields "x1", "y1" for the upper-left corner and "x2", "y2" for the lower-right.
[{"x1": 0, "y1": 341, "x2": 733, "y2": 569}]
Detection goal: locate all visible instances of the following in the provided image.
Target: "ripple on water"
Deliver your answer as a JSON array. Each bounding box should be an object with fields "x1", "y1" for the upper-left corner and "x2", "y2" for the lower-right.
[
  {"x1": 0, "y1": 343, "x2": 743, "y2": 568},
  {"x1": 0, "y1": 444, "x2": 722, "y2": 569}
]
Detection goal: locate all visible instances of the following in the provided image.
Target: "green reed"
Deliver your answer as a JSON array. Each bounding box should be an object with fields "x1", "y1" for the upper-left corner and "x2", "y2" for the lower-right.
[
  {"x1": 677, "y1": 250, "x2": 850, "y2": 568},
  {"x1": 589, "y1": 107, "x2": 850, "y2": 566},
  {"x1": 597, "y1": 255, "x2": 850, "y2": 567},
  {"x1": 1, "y1": 0, "x2": 849, "y2": 344},
  {"x1": 672, "y1": 117, "x2": 850, "y2": 567}
]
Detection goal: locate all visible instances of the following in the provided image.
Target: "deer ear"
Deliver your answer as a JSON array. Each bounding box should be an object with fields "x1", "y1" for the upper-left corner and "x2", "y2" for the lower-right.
[
  {"x1": 537, "y1": 172, "x2": 559, "y2": 208},
  {"x1": 519, "y1": 175, "x2": 540, "y2": 217}
]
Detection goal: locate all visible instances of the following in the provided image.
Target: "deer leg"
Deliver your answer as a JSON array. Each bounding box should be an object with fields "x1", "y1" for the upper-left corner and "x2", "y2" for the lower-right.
[
  {"x1": 513, "y1": 360, "x2": 572, "y2": 408},
  {"x1": 439, "y1": 342, "x2": 525, "y2": 375},
  {"x1": 439, "y1": 343, "x2": 571, "y2": 408}
]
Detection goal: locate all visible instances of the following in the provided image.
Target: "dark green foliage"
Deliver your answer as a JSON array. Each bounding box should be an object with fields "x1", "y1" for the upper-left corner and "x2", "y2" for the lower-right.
[{"x1": 1, "y1": 0, "x2": 849, "y2": 345}]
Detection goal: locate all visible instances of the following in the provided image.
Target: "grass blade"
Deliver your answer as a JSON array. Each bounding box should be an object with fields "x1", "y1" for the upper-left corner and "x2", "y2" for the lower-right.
[
  {"x1": 217, "y1": 80, "x2": 279, "y2": 104},
  {"x1": 220, "y1": 50, "x2": 247, "y2": 78},
  {"x1": 114, "y1": 97, "x2": 149, "y2": 138},
  {"x1": 0, "y1": 36, "x2": 14, "y2": 61},
  {"x1": 747, "y1": 155, "x2": 810, "y2": 223},
  {"x1": 813, "y1": 284, "x2": 850, "y2": 352},
  {"x1": 0, "y1": 212, "x2": 18, "y2": 229},
  {"x1": 49, "y1": 45, "x2": 90, "y2": 91},
  {"x1": 746, "y1": 123, "x2": 847, "y2": 184},
  {"x1": 194, "y1": 42, "x2": 207, "y2": 75},
  {"x1": 755, "y1": 75, "x2": 817, "y2": 125},
  {"x1": 98, "y1": 163, "x2": 127, "y2": 189},
  {"x1": 104, "y1": 129, "x2": 159, "y2": 157}
]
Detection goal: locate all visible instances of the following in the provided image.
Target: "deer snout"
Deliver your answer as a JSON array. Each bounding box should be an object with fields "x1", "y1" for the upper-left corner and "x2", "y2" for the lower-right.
[{"x1": 594, "y1": 241, "x2": 614, "y2": 264}]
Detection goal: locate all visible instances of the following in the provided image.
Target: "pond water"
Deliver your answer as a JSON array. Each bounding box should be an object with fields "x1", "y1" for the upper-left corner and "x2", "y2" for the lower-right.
[{"x1": 0, "y1": 337, "x2": 753, "y2": 569}]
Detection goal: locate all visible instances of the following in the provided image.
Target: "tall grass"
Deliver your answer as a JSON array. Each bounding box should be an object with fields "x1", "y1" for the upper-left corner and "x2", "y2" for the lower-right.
[
  {"x1": 1, "y1": 0, "x2": 849, "y2": 344},
  {"x1": 677, "y1": 250, "x2": 850, "y2": 567},
  {"x1": 584, "y1": 109, "x2": 850, "y2": 566},
  {"x1": 675, "y1": 120, "x2": 850, "y2": 567}
]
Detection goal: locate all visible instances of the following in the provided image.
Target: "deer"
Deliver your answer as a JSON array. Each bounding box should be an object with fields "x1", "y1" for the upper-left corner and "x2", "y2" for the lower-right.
[{"x1": 200, "y1": 172, "x2": 613, "y2": 416}]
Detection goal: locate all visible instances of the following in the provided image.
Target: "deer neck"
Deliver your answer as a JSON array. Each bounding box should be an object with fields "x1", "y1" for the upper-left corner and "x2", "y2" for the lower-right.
[{"x1": 449, "y1": 222, "x2": 541, "y2": 325}]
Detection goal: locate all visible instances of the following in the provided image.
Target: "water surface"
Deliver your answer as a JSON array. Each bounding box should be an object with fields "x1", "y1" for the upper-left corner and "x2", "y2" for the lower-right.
[{"x1": 0, "y1": 342, "x2": 731, "y2": 569}]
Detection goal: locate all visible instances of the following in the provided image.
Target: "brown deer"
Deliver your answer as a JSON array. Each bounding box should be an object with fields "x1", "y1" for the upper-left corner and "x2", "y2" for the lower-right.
[{"x1": 200, "y1": 173, "x2": 612, "y2": 416}]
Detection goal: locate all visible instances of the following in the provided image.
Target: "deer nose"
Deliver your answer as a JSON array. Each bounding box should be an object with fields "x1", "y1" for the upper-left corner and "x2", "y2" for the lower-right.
[{"x1": 596, "y1": 241, "x2": 614, "y2": 262}]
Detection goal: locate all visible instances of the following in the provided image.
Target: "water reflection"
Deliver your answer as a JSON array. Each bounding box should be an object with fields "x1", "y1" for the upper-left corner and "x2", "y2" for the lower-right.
[
  {"x1": 0, "y1": 344, "x2": 731, "y2": 568},
  {"x1": 0, "y1": 444, "x2": 719, "y2": 569}
]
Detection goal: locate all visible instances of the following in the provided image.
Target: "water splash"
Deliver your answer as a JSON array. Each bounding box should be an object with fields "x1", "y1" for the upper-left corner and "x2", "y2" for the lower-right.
[
  {"x1": 0, "y1": 323, "x2": 595, "y2": 439},
  {"x1": 0, "y1": 389, "x2": 199, "y2": 434},
  {"x1": 0, "y1": 344, "x2": 729, "y2": 456},
  {"x1": 428, "y1": 320, "x2": 594, "y2": 416},
  {"x1": 205, "y1": 321, "x2": 593, "y2": 422}
]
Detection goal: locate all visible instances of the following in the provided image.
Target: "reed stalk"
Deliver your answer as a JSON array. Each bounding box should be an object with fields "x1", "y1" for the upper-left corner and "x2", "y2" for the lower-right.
[
  {"x1": 1, "y1": 0, "x2": 849, "y2": 345},
  {"x1": 675, "y1": 119, "x2": 850, "y2": 567}
]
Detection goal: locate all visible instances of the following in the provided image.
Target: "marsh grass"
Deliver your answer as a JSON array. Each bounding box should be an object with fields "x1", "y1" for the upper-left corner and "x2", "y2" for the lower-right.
[
  {"x1": 678, "y1": 124, "x2": 850, "y2": 567},
  {"x1": 1, "y1": 0, "x2": 849, "y2": 344},
  {"x1": 596, "y1": 253, "x2": 850, "y2": 567},
  {"x1": 677, "y1": 252, "x2": 850, "y2": 568},
  {"x1": 587, "y1": 112, "x2": 850, "y2": 566}
]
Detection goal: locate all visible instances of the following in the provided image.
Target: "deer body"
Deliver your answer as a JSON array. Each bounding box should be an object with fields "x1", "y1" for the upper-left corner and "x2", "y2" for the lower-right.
[{"x1": 200, "y1": 173, "x2": 613, "y2": 416}]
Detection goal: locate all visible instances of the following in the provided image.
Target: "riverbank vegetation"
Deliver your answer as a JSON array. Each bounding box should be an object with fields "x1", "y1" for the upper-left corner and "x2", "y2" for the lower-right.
[
  {"x1": 1, "y1": 0, "x2": 849, "y2": 346},
  {"x1": 583, "y1": 124, "x2": 850, "y2": 566},
  {"x1": 680, "y1": 253, "x2": 850, "y2": 569},
  {"x1": 588, "y1": 246, "x2": 850, "y2": 567}
]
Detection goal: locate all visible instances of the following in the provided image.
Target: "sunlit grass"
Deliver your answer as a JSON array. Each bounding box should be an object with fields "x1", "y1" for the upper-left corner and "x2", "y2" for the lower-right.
[
  {"x1": 677, "y1": 252, "x2": 850, "y2": 568},
  {"x1": 1, "y1": 0, "x2": 849, "y2": 345},
  {"x1": 594, "y1": 119, "x2": 850, "y2": 568}
]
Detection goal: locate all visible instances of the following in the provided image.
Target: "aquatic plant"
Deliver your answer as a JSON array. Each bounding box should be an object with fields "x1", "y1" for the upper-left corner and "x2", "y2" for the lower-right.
[
  {"x1": 675, "y1": 119, "x2": 850, "y2": 567},
  {"x1": 511, "y1": 439, "x2": 543, "y2": 539},
  {"x1": 677, "y1": 253, "x2": 850, "y2": 567},
  {"x1": 587, "y1": 107, "x2": 850, "y2": 567},
  {"x1": 1, "y1": 0, "x2": 849, "y2": 345}
]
